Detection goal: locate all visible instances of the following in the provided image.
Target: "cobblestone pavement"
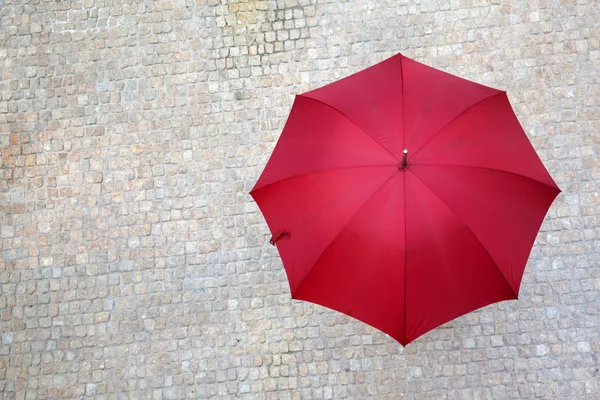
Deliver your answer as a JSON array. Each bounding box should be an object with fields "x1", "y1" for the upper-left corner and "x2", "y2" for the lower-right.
[{"x1": 0, "y1": 0, "x2": 599, "y2": 398}]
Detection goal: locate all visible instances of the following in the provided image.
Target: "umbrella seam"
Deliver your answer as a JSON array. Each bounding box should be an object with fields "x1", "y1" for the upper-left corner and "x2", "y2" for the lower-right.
[
  {"x1": 400, "y1": 54, "x2": 408, "y2": 346},
  {"x1": 291, "y1": 171, "x2": 399, "y2": 299},
  {"x1": 402, "y1": 166, "x2": 408, "y2": 345},
  {"x1": 408, "y1": 171, "x2": 519, "y2": 299},
  {"x1": 400, "y1": 53, "x2": 406, "y2": 154},
  {"x1": 413, "y1": 163, "x2": 561, "y2": 192},
  {"x1": 250, "y1": 165, "x2": 397, "y2": 195},
  {"x1": 410, "y1": 91, "x2": 505, "y2": 159},
  {"x1": 298, "y1": 94, "x2": 400, "y2": 161}
]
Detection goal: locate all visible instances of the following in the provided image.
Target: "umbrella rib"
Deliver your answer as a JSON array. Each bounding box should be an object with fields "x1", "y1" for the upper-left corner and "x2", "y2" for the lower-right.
[
  {"x1": 410, "y1": 91, "x2": 505, "y2": 159},
  {"x1": 291, "y1": 171, "x2": 399, "y2": 298},
  {"x1": 408, "y1": 170, "x2": 519, "y2": 299},
  {"x1": 251, "y1": 165, "x2": 396, "y2": 194},
  {"x1": 299, "y1": 94, "x2": 399, "y2": 161},
  {"x1": 414, "y1": 163, "x2": 560, "y2": 192}
]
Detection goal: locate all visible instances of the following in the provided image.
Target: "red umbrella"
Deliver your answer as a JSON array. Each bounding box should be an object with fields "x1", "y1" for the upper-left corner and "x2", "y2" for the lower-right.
[{"x1": 250, "y1": 53, "x2": 560, "y2": 346}]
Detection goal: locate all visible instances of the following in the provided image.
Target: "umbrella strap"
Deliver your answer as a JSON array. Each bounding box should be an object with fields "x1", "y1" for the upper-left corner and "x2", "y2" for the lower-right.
[{"x1": 270, "y1": 231, "x2": 290, "y2": 245}]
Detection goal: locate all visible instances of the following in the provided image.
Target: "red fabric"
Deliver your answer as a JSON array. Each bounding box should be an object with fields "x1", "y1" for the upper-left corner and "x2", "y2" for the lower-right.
[{"x1": 250, "y1": 53, "x2": 560, "y2": 345}]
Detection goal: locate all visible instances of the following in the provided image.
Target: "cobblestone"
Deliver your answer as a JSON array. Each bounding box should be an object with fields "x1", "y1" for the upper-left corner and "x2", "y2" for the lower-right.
[{"x1": 0, "y1": 0, "x2": 598, "y2": 398}]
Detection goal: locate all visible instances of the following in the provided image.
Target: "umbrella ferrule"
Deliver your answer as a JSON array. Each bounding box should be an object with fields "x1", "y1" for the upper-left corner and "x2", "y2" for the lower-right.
[{"x1": 400, "y1": 149, "x2": 408, "y2": 170}]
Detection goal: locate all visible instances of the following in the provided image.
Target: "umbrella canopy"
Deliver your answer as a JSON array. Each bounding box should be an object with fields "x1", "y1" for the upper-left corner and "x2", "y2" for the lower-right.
[{"x1": 250, "y1": 53, "x2": 560, "y2": 346}]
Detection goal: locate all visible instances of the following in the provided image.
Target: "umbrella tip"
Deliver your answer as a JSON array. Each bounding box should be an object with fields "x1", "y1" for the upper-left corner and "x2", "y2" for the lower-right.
[{"x1": 400, "y1": 149, "x2": 408, "y2": 170}]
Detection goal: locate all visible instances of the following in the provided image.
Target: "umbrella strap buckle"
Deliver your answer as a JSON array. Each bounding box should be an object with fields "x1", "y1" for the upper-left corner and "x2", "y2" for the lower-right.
[{"x1": 270, "y1": 231, "x2": 290, "y2": 245}]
